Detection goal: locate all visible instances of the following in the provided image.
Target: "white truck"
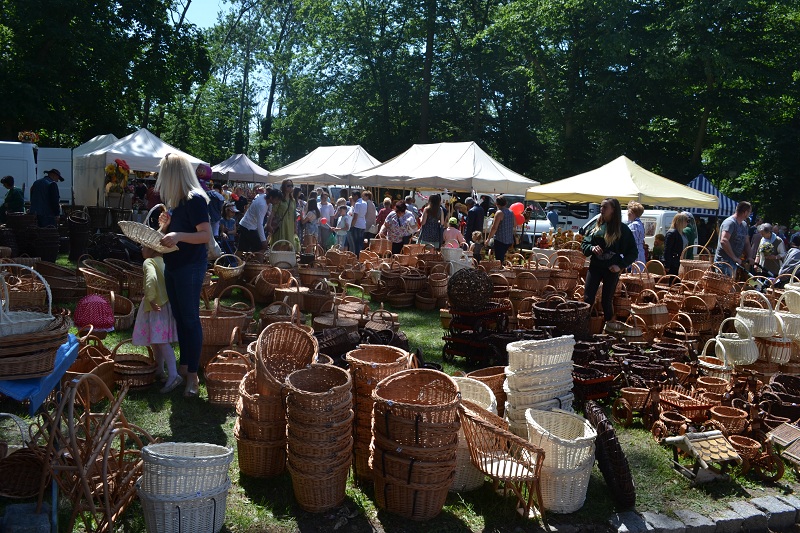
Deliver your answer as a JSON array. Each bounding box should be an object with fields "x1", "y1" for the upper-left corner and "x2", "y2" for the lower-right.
[{"x1": 0, "y1": 141, "x2": 37, "y2": 200}]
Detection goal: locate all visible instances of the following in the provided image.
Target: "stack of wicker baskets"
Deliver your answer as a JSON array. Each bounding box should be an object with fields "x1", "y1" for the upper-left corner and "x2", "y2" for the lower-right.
[
  {"x1": 344, "y1": 345, "x2": 412, "y2": 479},
  {"x1": 450, "y1": 377, "x2": 497, "y2": 492},
  {"x1": 137, "y1": 442, "x2": 233, "y2": 533},
  {"x1": 235, "y1": 322, "x2": 318, "y2": 478},
  {"x1": 525, "y1": 409, "x2": 597, "y2": 513},
  {"x1": 503, "y1": 336, "x2": 576, "y2": 437},
  {"x1": 370, "y1": 369, "x2": 460, "y2": 521},
  {"x1": 285, "y1": 365, "x2": 353, "y2": 513}
]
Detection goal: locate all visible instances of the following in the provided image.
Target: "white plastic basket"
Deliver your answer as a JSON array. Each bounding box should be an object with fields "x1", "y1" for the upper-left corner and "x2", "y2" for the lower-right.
[
  {"x1": 141, "y1": 442, "x2": 233, "y2": 496},
  {"x1": 525, "y1": 408, "x2": 596, "y2": 469},
  {"x1": 540, "y1": 455, "x2": 594, "y2": 514},
  {"x1": 138, "y1": 478, "x2": 230, "y2": 533},
  {"x1": 504, "y1": 362, "x2": 573, "y2": 392},
  {"x1": 506, "y1": 335, "x2": 575, "y2": 371}
]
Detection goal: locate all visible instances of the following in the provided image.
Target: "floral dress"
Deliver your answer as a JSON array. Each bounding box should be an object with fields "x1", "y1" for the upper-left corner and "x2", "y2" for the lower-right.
[{"x1": 132, "y1": 257, "x2": 178, "y2": 346}]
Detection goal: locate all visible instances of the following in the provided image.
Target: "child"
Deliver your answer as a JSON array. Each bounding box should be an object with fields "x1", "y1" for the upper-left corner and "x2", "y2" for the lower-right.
[
  {"x1": 469, "y1": 231, "x2": 484, "y2": 261},
  {"x1": 132, "y1": 245, "x2": 181, "y2": 393},
  {"x1": 443, "y1": 217, "x2": 466, "y2": 249},
  {"x1": 334, "y1": 204, "x2": 351, "y2": 249},
  {"x1": 219, "y1": 202, "x2": 238, "y2": 254},
  {"x1": 652, "y1": 233, "x2": 666, "y2": 262}
]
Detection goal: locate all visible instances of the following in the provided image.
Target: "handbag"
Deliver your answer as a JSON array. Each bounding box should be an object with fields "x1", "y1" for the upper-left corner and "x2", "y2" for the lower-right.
[{"x1": 208, "y1": 235, "x2": 223, "y2": 259}]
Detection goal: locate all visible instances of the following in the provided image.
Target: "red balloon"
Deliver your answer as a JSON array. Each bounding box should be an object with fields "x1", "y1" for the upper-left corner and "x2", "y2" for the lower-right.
[
  {"x1": 514, "y1": 212, "x2": 525, "y2": 225},
  {"x1": 510, "y1": 202, "x2": 525, "y2": 215},
  {"x1": 320, "y1": 218, "x2": 327, "y2": 224}
]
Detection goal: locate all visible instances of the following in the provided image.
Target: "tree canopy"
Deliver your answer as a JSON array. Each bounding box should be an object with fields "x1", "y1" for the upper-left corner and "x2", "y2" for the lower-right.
[{"x1": 2, "y1": 0, "x2": 799, "y2": 221}]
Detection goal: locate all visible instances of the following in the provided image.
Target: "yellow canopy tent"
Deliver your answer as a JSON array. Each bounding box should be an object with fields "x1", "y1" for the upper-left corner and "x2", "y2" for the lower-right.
[{"x1": 525, "y1": 156, "x2": 719, "y2": 209}]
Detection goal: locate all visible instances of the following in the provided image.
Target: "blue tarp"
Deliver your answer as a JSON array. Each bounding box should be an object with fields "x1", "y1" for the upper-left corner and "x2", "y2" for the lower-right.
[{"x1": 685, "y1": 174, "x2": 737, "y2": 217}]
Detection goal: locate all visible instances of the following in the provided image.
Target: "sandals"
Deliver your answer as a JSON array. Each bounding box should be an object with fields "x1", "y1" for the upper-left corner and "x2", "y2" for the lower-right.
[{"x1": 183, "y1": 377, "x2": 200, "y2": 398}]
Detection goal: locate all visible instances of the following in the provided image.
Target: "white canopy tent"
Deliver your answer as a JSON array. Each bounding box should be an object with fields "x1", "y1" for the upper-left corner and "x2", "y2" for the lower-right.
[
  {"x1": 72, "y1": 134, "x2": 119, "y2": 158},
  {"x1": 269, "y1": 145, "x2": 381, "y2": 185},
  {"x1": 212, "y1": 154, "x2": 270, "y2": 183},
  {"x1": 73, "y1": 128, "x2": 206, "y2": 206},
  {"x1": 351, "y1": 142, "x2": 539, "y2": 195},
  {"x1": 524, "y1": 156, "x2": 719, "y2": 209}
]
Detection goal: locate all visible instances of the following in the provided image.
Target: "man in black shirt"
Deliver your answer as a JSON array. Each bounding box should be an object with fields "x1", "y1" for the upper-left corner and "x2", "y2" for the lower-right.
[{"x1": 464, "y1": 197, "x2": 484, "y2": 244}]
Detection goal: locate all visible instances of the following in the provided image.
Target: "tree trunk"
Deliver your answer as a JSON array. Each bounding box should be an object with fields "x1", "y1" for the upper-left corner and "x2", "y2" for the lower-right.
[{"x1": 418, "y1": 0, "x2": 436, "y2": 142}]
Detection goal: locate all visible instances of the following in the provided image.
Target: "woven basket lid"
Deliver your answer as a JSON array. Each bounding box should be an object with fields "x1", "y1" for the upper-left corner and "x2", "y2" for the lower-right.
[{"x1": 118, "y1": 221, "x2": 178, "y2": 254}]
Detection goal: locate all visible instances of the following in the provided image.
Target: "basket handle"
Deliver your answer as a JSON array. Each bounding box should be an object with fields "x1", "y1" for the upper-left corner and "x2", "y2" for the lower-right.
[
  {"x1": 636, "y1": 288, "x2": 661, "y2": 304},
  {"x1": 217, "y1": 284, "x2": 255, "y2": 314},
  {"x1": 209, "y1": 349, "x2": 253, "y2": 370},
  {"x1": 214, "y1": 254, "x2": 243, "y2": 268},
  {"x1": 664, "y1": 316, "x2": 688, "y2": 336},
  {"x1": 78, "y1": 324, "x2": 95, "y2": 344},
  {"x1": 682, "y1": 294, "x2": 710, "y2": 313},
  {"x1": 702, "y1": 337, "x2": 728, "y2": 366},
  {"x1": 271, "y1": 239, "x2": 296, "y2": 252},
  {"x1": 291, "y1": 304, "x2": 303, "y2": 326},
  {"x1": 230, "y1": 326, "x2": 242, "y2": 347},
  {"x1": 0, "y1": 263, "x2": 53, "y2": 317},
  {"x1": 680, "y1": 244, "x2": 711, "y2": 261},
  {"x1": 674, "y1": 312, "x2": 694, "y2": 333},
  {"x1": 739, "y1": 289, "x2": 773, "y2": 312},
  {"x1": 776, "y1": 290, "x2": 800, "y2": 312},
  {"x1": 718, "y1": 316, "x2": 751, "y2": 340}
]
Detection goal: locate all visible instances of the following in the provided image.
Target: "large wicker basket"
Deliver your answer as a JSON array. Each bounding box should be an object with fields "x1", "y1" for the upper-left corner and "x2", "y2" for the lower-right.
[{"x1": 140, "y1": 442, "x2": 233, "y2": 496}]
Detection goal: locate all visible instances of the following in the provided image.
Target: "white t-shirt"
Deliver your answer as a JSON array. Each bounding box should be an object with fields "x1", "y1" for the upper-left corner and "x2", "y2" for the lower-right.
[
  {"x1": 319, "y1": 201, "x2": 335, "y2": 222},
  {"x1": 350, "y1": 199, "x2": 368, "y2": 230},
  {"x1": 335, "y1": 214, "x2": 351, "y2": 236}
]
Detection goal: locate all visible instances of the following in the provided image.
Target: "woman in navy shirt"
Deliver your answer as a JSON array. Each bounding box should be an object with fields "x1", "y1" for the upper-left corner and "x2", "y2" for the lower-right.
[{"x1": 157, "y1": 154, "x2": 212, "y2": 397}]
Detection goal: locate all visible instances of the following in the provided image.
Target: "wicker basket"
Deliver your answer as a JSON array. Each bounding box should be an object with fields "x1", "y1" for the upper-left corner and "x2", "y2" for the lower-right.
[
  {"x1": 112, "y1": 339, "x2": 157, "y2": 388},
  {"x1": 466, "y1": 366, "x2": 508, "y2": 417},
  {"x1": 539, "y1": 455, "x2": 594, "y2": 514},
  {"x1": 63, "y1": 343, "x2": 116, "y2": 402},
  {"x1": 270, "y1": 239, "x2": 297, "y2": 267},
  {"x1": 709, "y1": 405, "x2": 748, "y2": 435},
  {"x1": 735, "y1": 290, "x2": 778, "y2": 339},
  {"x1": 107, "y1": 291, "x2": 135, "y2": 331},
  {"x1": 285, "y1": 364, "x2": 352, "y2": 411},
  {"x1": 254, "y1": 322, "x2": 318, "y2": 396},
  {"x1": 630, "y1": 289, "x2": 670, "y2": 330},
  {"x1": 447, "y1": 268, "x2": 493, "y2": 312},
  {"x1": 678, "y1": 245, "x2": 713, "y2": 279},
  {"x1": 137, "y1": 478, "x2": 230, "y2": 533},
  {"x1": 140, "y1": 442, "x2": 233, "y2": 496},
  {"x1": 0, "y1": 263, "x2": 55, "y2": 336},
  {"x1": 525, "y1": 409, "x2": 596, "y2": 470},
  {"x1": 287, "y1": 461, "x2": 350, "y2": 513},
  {"x1": 205, "y1": 350, "x2": 252, "y2": 406},
  {"x1": 118, "y1": 218, "x2": 178, "y2": 254},
  {"x1": 506, "y1": 335, "x2": 576, "y2": 371},
  {"x1": 716, "y1": 317, "x2": 759, "y2": 366},
  {"x1": 213, "y1": 254, "x2": 245, "y2": 281},
  {"x1": 199, "y1": 292, "x2": 252, "y2": 346}
]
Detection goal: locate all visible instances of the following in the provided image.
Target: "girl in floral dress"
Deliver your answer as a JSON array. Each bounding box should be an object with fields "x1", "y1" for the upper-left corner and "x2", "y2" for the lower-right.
[{"x1": 132, "y1": 246, "x2": 181, "y2": 393}]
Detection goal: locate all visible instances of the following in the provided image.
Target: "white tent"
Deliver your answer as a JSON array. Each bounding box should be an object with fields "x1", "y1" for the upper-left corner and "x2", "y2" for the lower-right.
[
  {"x1": 269, "y1": 145, "x2": 381, "y2": 185},
  {"x1": 73, "y1": 128, "x2": 206, "y2": 206},
  {"x1": 72, "y1": 134, "x2": 119, "y2": 158},
  {"x1": 351, "y1": 142, "x2": 538, "y2": 195},
  {"x1": 212, "y1": 154, "x2": 270, "y2": 183}
]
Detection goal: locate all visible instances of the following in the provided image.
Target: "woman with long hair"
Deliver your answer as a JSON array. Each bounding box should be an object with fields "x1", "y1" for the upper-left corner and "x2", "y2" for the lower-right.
[
  {"x1": 663, "y1": 212, "x2": 689, "y2": 276},
  {"x1": 268, "y1": 179, "x2": 297, "y2": 246},
  {"x1": 156, "y1": 153, "x2": 212, "y2": 397},
  {"x1": 418, "y1": 194, "x2": 445, "y2": 248},
  {"x1": 302, "y1": 197, "x2": 321, "y2": 242},
  {"x1": 486, "y1": 195, "x2": 515, "y2": 262},
  {"x1": 581, "y1": 198, "x2": 638, "y2": 322}
]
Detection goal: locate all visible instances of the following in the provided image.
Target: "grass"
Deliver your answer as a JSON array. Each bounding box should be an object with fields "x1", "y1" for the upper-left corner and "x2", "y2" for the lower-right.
[{"x1": 2, "y1": 256, "x2": 800, "y2": 531}]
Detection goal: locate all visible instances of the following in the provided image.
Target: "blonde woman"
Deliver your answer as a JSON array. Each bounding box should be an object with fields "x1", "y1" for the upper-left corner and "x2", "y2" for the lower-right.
[
  {"x1": 663, "y1": 212, "x2": 689, "y2": 276},
  {"x1": 156, "y1": 153, "x2": 212, "y2": 398}
]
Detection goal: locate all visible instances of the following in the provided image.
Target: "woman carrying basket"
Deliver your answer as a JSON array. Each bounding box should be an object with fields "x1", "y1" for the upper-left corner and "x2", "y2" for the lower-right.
[
  {"x1": 156, "y1": 153, "x2": 212, "y2": 398},
  {"x1": 581, "y1": 198, "x2": 638, "y2": 322}
]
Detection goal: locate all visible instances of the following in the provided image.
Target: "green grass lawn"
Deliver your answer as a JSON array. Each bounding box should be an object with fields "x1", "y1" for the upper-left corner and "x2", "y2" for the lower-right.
[{"x1": 1, "y1": 258, "x2": 799, "y2": 532}]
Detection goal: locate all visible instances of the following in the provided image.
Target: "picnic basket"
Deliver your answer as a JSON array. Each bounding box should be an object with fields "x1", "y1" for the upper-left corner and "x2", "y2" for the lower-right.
[
  {"x1": 735, "y1": 290, "x2": 778, "y2": 338},
  {"x1": 678, "y1": 245, "x2": 712, "y2": 279},
  {"x1": 630, "y1": 288, "x2": 669, "y2": 330}
]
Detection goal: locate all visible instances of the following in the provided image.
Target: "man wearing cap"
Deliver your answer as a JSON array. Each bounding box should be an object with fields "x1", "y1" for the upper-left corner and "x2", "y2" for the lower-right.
[
  {"x1": 0, "y1": 176, "x2": 24, "y2": 223},
  {"x1": 30, "y1": 169, "x2": 62, "y2": 227}
]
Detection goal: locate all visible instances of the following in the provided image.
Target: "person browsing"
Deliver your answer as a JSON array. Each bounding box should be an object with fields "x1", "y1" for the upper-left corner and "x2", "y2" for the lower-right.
[
  {"x1": 485, "y1": 195, "x2": 515, "y2": 262},
  {"x1": 714, "y1": 201, "x2": 752, "y2": 277},
  {"x1": 29, "y1": 168, "x2": 63, "y2": 227}
]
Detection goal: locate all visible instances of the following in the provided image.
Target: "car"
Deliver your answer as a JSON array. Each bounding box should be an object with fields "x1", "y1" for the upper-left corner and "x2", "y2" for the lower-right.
[{"x1": 579, "y1": 209, "x2": 678, "y2": 249}]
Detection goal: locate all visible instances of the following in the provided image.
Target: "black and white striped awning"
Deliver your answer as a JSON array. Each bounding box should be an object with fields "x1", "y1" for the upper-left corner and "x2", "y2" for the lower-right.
[{"x1": 684, "y1": 174, "x2": 737, "y2": 217}]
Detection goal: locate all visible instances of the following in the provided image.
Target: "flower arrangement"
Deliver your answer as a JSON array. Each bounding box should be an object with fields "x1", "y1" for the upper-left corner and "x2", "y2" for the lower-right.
[
  {"x1": 18, "y1": 131, "x2": 39, "y2": 143},
  {"x1": 105, "y1": 158, "x2": 131, "y2": 194}
]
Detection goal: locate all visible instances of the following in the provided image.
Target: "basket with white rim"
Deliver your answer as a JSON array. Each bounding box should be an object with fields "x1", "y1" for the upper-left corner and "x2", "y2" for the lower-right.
[
  {"x1": 716, "y1": 317, "x2": 759, "y2": 366},
  {"x1": 734, "y1": 289, "x2": 778, "y2": 338},
  {"x1": 525, "y1": 408, "x2": 597, "y2": 470},
  {"x1": 505, "y1": 335, "x2": 576, "y2": 371},
  {"x1": 140, "y1": 442, "x2": 233, "y2": 496},
  {"x1": 0, "y1": 263, "x2": 54, "y2": 336}
]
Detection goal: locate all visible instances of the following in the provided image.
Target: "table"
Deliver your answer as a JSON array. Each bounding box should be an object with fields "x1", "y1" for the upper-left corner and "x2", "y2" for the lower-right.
[{"x1": 0, "y1": 334, "x2": 79, "y2": 415}]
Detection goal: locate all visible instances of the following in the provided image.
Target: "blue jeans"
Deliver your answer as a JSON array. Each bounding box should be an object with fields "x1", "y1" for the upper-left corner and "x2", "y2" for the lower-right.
[
  {"x1": 349, "y1": 227, "x2": 365, "y2": 256},
  {"x1": 715, "y1": 257, "x2": 737, "y2": 278},
  {"x1": 164, "y1": 260, "x2": 206, "y2": 373}
]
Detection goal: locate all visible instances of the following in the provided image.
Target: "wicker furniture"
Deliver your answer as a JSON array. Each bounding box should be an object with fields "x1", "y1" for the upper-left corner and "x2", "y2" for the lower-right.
[{"x1": 459, "y1": 400, "x2": 548, "y2": 528}]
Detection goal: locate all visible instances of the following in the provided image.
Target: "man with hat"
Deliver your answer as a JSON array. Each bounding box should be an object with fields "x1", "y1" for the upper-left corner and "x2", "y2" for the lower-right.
[
  {"x1": 0, "y1": 175, "x2": 25, "y2": 223},
  {"x1": 30, "y1": 169, "x2": 62, "y2": 227}
]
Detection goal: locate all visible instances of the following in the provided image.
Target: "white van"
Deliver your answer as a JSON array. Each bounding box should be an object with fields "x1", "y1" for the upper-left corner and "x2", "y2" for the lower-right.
[
  {"x1": 0, "y1": 141, "x2": 37, "y2": 200},
  {"x1": 579, "y1": 209, "x2": 678, "y2": 249}
]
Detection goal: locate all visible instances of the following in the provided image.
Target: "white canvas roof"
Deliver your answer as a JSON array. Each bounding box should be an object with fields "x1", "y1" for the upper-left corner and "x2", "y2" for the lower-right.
[
  {"x1": 525, "y1": 155, "x2": 719, "y2": 209},
  {"x1": 73, "y1": 128, "x2": 206, "y2": 206},
  {"x1": 269, "y1": 145, "x2": 381, "y2": 185},
  {"x1": 72, "y1": 134, "x2": 119, "y2": 158},
  {"x1": 351, "y1": 141, "x2": 538, "y2": 195},
  {"x1": 212, "y1": 154, "x2": 270, "y2": 183}
]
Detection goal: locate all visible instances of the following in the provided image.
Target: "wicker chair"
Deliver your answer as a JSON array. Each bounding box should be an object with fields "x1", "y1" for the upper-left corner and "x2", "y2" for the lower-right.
[{"x1": 459, "y1": 400, "x2": 548, "y2": 529}]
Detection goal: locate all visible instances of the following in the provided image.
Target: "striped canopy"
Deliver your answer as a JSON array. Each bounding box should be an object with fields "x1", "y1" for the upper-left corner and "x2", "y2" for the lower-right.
[{"x1": 685, "y1": 174, "x2": 737, "y2": 217}]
